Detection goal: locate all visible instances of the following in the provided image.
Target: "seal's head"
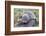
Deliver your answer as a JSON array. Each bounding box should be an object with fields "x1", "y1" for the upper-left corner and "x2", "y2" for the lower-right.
[{"x1": 22, "y1": 14, "x2": 30, "y2": 23}]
